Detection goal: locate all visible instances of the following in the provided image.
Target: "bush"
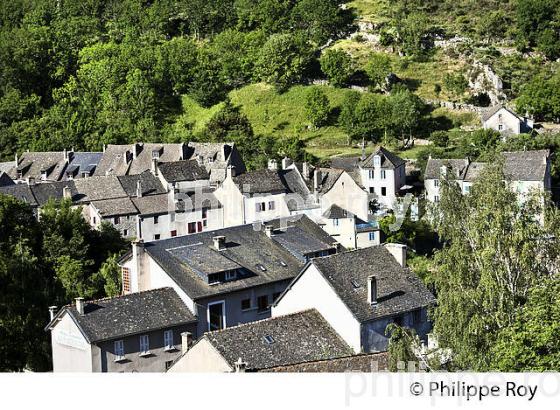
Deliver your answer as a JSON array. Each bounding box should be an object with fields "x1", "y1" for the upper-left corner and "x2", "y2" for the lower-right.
[
  {"x1": 430, "y1": 130, "x2": 449, "y2": 147},
  {"x1": 319, "y1": 49, "x2": 354, "y2": 87}
]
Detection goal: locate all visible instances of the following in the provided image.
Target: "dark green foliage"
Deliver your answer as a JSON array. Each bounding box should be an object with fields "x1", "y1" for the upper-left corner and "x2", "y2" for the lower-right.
[
  {"x1": 305, "y1": 88, "x2": 330, "y2": 128},
  {"x1": 386, "y1": 324, "x2": 418, "y2": 371},
  {"x1": 320, "y1": 49, "x2": 354, "y2": 87},
  {"x1": 516, "y1": 72, "x2": 560, "y2": 122},
  {"x1": 366, "y1": 53, "x2": 392, "y2": 92}
]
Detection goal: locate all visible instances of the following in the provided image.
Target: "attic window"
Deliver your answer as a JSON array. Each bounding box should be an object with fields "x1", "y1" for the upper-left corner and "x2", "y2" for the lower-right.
[
  {"x1": 373, "y1": 155, "x2": 381, "y2": 167},
  {"x1": 263, "y1": 335, "x2": 275, "y2": 345},
  {"x1": 351, "y1": 279, "x2": 360, "y2": 289}
]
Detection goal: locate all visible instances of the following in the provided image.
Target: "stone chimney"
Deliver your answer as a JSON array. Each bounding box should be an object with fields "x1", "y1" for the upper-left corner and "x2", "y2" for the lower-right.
[
  {"x1": 136, "y1": 180, "x2": 143, "y2": 198},
  {"x1": 151, "y1": 158, "x2": 158, "y2": 176},
  {"x1": 281, "y1": 157, "x2": 292, "y2": 170},
  {"x1": 196, "y1": 154, "x2": 203, "y2": 166},
  {"x1": 332, "y1": 242, "x2": 341, "y2": 253},
  {"x1": 367, "y1": 276, "x2": 378, "y2": 305},
  {"x1": 361, "y1": 138, "x2": 366, "y2": 161},
  {"x1": 268, "y1": 159, "x2": 278, "y2": 171},
  {"x1": 384, "y1": 243, "x2": 407, "y2": 267},
  {"x1": 75, "y1": 297, "x2": 85, "y2": 315},
  {"x1": 63, "y1": 186, "x2": 72, "y2": 200},
  {"x1": 48, "y1": 306, "x2": 57, "y2": 321},
  {"x1": 181, "y1": 331, "x2": 193, "y2": 354},
  {"x1": 102, "y1": 144, "x2": 106, "y2": 153},
  {"x1": 63, "y1": 148, "x2": 73, "y2": 163},
  {"x1": 302, "y1": 162, "x2": 311, "y2": 180},
  {"x1": 313, "y1": 169, "x2": 322, "y2": 193},
  {"x1": 234, "y1": 357, "x2": 247, "y2": 373},
  {"x1": 26, "y1": 177, "x2": 35, "y2": 186},
  {"x1": 15, "y1": 152, "x2": 19, "y2": 166},
  {"x1": 265, "y1": 225, "x2": 274, "y2": 238},
  {"x1": 213, "y1": 235, "x2": 226, "y2": 251},
  {"x1": 226, "y1": 165, "x2": 236, "y2": 179}
]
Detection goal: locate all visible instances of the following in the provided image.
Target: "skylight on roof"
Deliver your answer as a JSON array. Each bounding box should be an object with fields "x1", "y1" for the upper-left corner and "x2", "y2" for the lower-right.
[
  {"x1": 256, "y1": 264, "x2": 267, "y2": 272},
  {"x1": 351, "y1": 279, "x2": 360, "y2": 289},
  {"x1": 263, "y1": 335, "x2": 275, "y2": 345},
  {"x1": 279, "y1": 260, "x2": 287, "y2": 267}
]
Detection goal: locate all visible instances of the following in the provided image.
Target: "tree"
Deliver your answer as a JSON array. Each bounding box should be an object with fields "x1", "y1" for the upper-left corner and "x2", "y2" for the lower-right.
[
  {"x1": 516, "y1": 73, "x2": 560, "y2": 122},
  {"x1": 96, "y1": 255, "x2": 122, "y2": 298},
  {"x1": 386, "y1": 324, "x2": 419, "y2": 371},
  {"x1": 305, "y1": 87, "x2": 330, "y2": 128},
  {"x1": 291, "y1": 0, "x2": 355, "y2": 45},
  {"x1": 320, "y1": 49, "x2": 354, "y2": 87},
  {"x1": 537, "y1": 28, "x2": 560, "y2": 60},
  {"x1": 255, "y1": 32, "x2": 313, "y2": 91},
  {"x1": 389, "y1": 89, "x2": 425, "y2": 147},
  {"x1": 443, "y1": 72, "x2": 468, "y2": 100},
  {"x1": 431, "y1": 161, "x2": 560, "y2": 370},
  {"x1": 490, "y1": 277, "x2": 560, "y2": 371},
  {"x1": 366, "y1": 53, "x2": 392, "y2": 92}
]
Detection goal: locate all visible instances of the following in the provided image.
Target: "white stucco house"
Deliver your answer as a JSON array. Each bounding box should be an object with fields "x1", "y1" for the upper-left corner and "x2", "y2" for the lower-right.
[{"x1": 482, "y1": 105, "x2": 533, "y2": 135}]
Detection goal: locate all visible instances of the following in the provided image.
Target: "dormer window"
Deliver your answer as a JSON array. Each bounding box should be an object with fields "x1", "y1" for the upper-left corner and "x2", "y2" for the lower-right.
[
  {"x1": 225, "y1": 270, "x2": 237, "y2": 281},
  {"x1": 373, "y1": 155, "x2": 381, "y2": 167},
  {"x1": 41, "y1": 170, "x2": 48, "y2": 181},
  {"x1": 207, "y1": 157, "x2": 213, "y2": 164}
]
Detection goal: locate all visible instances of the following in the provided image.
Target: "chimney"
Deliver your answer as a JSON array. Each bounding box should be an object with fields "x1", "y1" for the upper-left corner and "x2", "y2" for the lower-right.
[
  {"x1": 234, "y1": 357, "x2": 247, "y2": 373},
  {"x1": 196, "y1": 154, "x2": 203, "y2": 166},
  {"x1": 103, "y1": 144, "x2": 106, "y2": 153},
  {"x1": 265, "y1": 225, "x2": 274, "y2": 238},
  {"x1": 226, "y1": 165, "x2": 236, "y2": 179},
  {"x1": 302, "y1": 162, "x2": 311, "y2": 180},
  {"x1": 361, "y1": 137, "x2": 366, "y2": 161},
  {"x1": 15, "y1": 152, "x2": 19, "y2": 166},
  {"x1": 213, "y1": 235, "x2": 226, "y2": 251},
  {"x1": 367, "y1": 276, "x2": 378, "y2": 305},
  {"x1": 48, "y1": 306, "x2": 57, "y2": 321},
  {"x1": 281, "y1": 157, "x2": 292, "y2": 170},
  {"x1": 63, "y1": 186, "x2": 72, "y2": 200},
  {"x1": 26, "y1": 177, "x2": 35, "y2": 186},
  {"x1": 268, "y1": 159, "x2": 278, "y2": 171},
  {"x1": 75, "y1": 297, "x2": 85, "y2": 315},
  {"x1": 63, "y1": 148, "x2": 72, "y2": 163},
  {"x1": 313, "y1": 169, "x2": 322, "y2": 193},
  {"x1": 384, "y1": 243, "x2": 407, "y2": 267},
  {"x1": 136, "y1": 180, "x2": 143, "y2": 198},
  {"x1": 181, "y1": 331, "x2": 193, "y2": 354},
  {"x1": 151, "y1": 158, "x2": 158, "y2": 176}
]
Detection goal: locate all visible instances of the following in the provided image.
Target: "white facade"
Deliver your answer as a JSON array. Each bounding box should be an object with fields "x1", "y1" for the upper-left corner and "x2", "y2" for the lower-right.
[
  {"x1": 320, "y1": 216, "x2": 380, "y2": 250},
  {"x1": 320, "y1": 172, "x2": 369, "y2": 222},
  {"x1": 50, "y1": 313, "x2": 96, "y2": 372},
  {"x1": 359, "y1": 159, "x2": 406, "y2": 209},
  {"x1": 483, "y1": 107, "x2": 533, "y2": 135}
]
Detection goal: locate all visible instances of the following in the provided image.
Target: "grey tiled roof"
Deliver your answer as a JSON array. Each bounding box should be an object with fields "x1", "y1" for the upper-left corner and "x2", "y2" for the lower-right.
[
  {"x1": 271, "y1": 226, "x2": 334, "y2": 261},
  {"x1": 73, "y1": 176, "x2": 128, "y2": 203},
  {"x1": 233, "y1": 169, "x2": 287, "y2": 194},
  {"x1": 11, "y1": 152, "x2": 67, "y2": 181},
  {"x1": 263, "y1": 352, "x2": 389, "y2": 372},
  {"x1": 30, "y1": 181, "x2": 77, "y2": 206},
  {"x1": 128, "y1": 143, "x2": 186, "y2": 175},
  {"x1": 157, "y1": 160, "x2": 210, "y2": 182},
  {"x1": 330, "y1": 156, "x2": 361, "y2": 172},
  {"x1": 424, "y1": 158, "x2": 470, "y2": 180},
  {"x1": 322, "y1": 204, "x2": 351, "y2": 219},
  {"x1": 204, "y1": 309, "x2": 353, "y2": 371},
  {"x1": 307, "y1": 247, "x2": 436, "y2": 323},
  {"x1": 64, "y1": 152, "x2": 103, "y2": 179},
  {"x1": 0, "y1": 184, "x2": 38, "y2": 206},
  {"x1": 360, "y1": 146, "x2": 405, "y2": 169},
  {"x1": 0, "y1": 172, "x2": 15, "y2": 187},
  {"x1": 141, "y1": 216, "x2": 338, "y2": 300},
  {"x1": 48, "y1": 288, "x2": 196, "y2": 343},
  {"x1": 91, "y1": 197, "x2": 138, "y2": 217},
  {"x1": 93, "y1": 145, "x2": 132, "y2": 176},
  {"x1": 132, "y1": 193, "x2": 171, "y2": 216},
  {"x1": 503, "y1": 150, "x2": 549, "y2": 181},
  {"x1": 117, "y1": 171, "x2": 166, "y2": 197},
  {"x1": 314, "y1": 168, "x2": 344, "y2": 194},
  {"x1": 481, "y1": 105, "x2": 523, "y2": 122},
  {"x1": 278, "y1": 168, "x2": 317, "y2": 211},
  {"x1": 0, "y1": 161, "x2": 15, "y2": 174}
]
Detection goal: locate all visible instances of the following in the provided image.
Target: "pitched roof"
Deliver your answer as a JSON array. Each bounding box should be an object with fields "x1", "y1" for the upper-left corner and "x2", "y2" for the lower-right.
[
  {"x1": 0, "y1": 184, "x2": 38, "y2": 206},
  {"x1": 64, "y1": 152, "x2": 103, "y2": 179},
  {"x1": 330, "y1": 156, "x2": 361, "y2": 172},
  {"x1": 233, "y1": 169, "x2": 287, "y2": 194},
  {"x1": 322, "y1": 204, "x2": 351, "y2": 219},
  {"x1": 0, "y1": 161, "x2": 15, "y2": 174},
  {"x1": 204, "y1": 309, "x2": 353, "y2": 371},
  {"x1": 157, "y1": 160, "x2": 210, "y2": 183},
  {"x1": 314, "y1": 168, "x2": 344, "y2": 194},
  {"x1": 263, "y1": 352, "x2": 389, "y2": 372},
  {"x1": 30, "y1": 181, "x2": 77, "y2": 206},
  {"x1": 11, "y1": 152, "x2": 67, "y2": 181},
  {"x1": 481, "y1": 105, "x2": 523, "y2": 122},
  {"x1": 128, "y1": 143, "x2": 186, "y2": 175},
  {"x1": 502, "y1": 150, "x2": 549, "y2": 181},
  {"x1": 47, "y1": 288, "x2": 196, "y2": 343},
  {"x1": 117, "y1": 171, "x2": 166, "y2": 197},
  {"x1": 360, "y1": 146, "x2": 405, "y2": 169},
  {"x1": 278, "y1": 168, "x2": 317, "y2": 211},
  {"x1": 91, "y1": 197, "x2": 138, "y2": 217},
  {"x1": 131, "y1": 193, "x2": 171, "y2": 216},
  {"x1": 301, "y1": 246, "x2": 436, "y2": 323},
  {"x1": 0, "y1": 172, "x2": 15, "y2": 187},
  {"x1": 424, "y1": 158, "x2": 470, "y2": 180},
  {"x1": 73, "y1": 175, "x2": 128, "y2": 202},
  {"x1": 142, "y1": 216, "x2": 338, "y2": 300},
  {"x1": 93, "y1": 145, "x2": 133, "y2": 176}
]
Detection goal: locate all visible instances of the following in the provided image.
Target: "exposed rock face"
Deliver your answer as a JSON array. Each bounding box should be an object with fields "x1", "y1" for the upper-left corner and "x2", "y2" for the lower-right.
[{"x1": 468, "y1": 62, "x2": 506, "y2": 105}]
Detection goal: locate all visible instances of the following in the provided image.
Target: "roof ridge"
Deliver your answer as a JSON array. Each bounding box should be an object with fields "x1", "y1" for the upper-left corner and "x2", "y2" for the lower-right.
[{"x1": 67, "y1": 286, "x2": 175, "y2": 308}]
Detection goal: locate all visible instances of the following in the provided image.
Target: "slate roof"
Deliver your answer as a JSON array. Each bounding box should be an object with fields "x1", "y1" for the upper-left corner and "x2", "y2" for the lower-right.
[
  {"x1": 46, "y1": 288, "x2": 196, "y2": 343},
  {"x1": 140, "y1": 215, "x2": 338, "y2": 300},
  {"x1": 11, "y1": 152, "x2": 67, "y2": 181},
  {"x1": 117, "y1": 171, "x2": 166, "y2": 197},
  {"x1": 271, "y1": 226, "x2": 335, "y2": 261},
  {"x1": 360, "y1": 146, "x2": 405, "y2": 169},
  {"x1": 184, "y1": 142, "x2": 246, "y2": 183},
  {"x1": 0, "y1": 184, "x2": 38, "y2": 206},
  {"x1": 128, "y1": 143, "x2": 186, "y2": 175},
  {"x1": 292, "y1": 246, "x2": 436, "y2": 323},
  {"x1": 168, "y1": 245, "x2": 243, "y2": 277},
  {"x1": 279, "y1": 168, "x2": 317, "y2": 211},
  {"x1": 424, "y1": 158, "x2": 470, "y2": 180},
  {"x1": 481, "y1": 105, "x2": 523, "y2": 122},
  {"x1": 94, "y1": 145, "x2": 133, "y2": 176},
  {"x1": 64, "y1": 152, "x2": 103, "y2": 179},
  {"x1": 263, "y1": 352, "x2": 389, "y2": 372},
  {"x1": 314, "y1": 168, "x2": 344, "y2": 194},
  {"x1": 0, "y1": 172, "x2": 15, "y2": 187},
  {"x1": 30, "y1": 181, "x2": 77, "y2": 206},
  {"x1": 157, "y1": 160, "x2": 210, "y2": 183},
  {"x1": 330, "y1": 156, "x2": 361, "y2": 172},
  {"x1": 0, "y1": 161, "x2": 15, "y2": 174},
  {"x1": 132, "y1": 193, "x2": 171, "y2": 216},
  {"x1": 322, "y1": 204, "x2": 352, "y2": 219},
  {"x1": 73, "y1": 175, "x2": 128, "y2": 203},
  {"x1": 233, "y1": 169, "x2": 287, "y2": 194},
  {"x1": 204, "y1": 309, "x2": 353, "y2": 371},
  {"x1": 91, "y1": 197, "x2": 138, "y2": 217}
]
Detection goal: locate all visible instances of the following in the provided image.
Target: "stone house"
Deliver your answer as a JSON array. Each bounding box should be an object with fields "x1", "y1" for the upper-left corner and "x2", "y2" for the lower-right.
[
  {"x1": 45, "y1": 288, "x2": 197, "y2": 372},
  {"x1": 319, "y1": 204, "x2": 380, "y2": 250},
  {"x1": 482, "y1": 105, "x2": 533, "y2": 135}
]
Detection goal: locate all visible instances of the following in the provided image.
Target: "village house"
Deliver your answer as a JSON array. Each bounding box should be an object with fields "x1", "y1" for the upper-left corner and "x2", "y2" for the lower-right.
[
  {"x1": 45, "y1": 288, "x2": 197, "y2": 372},
  {"x1": 272, "y1": 245, "x2": 435, "y2": 353},
  {"x1": 183, "y1": 141, "x2": 246, "y2": 185},
  {"x1": 482, "y1": 105, "x2": 533, "y2": 135},
  {"x1": 118, "y1": 216, "x2": 340, "y2": 337},
  {"x1": 424, "y1": 150, "x2": 551, "y2": 204},
  {"x1": 319, "y1": 204, "x2": 380, "y2": 250},
  {"x1": 167, "y1": 309, "x2": 354, "y2": 372}
]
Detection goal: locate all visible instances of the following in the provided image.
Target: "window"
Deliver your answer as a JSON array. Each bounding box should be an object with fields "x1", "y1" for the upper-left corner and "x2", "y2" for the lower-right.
[
  {"x1": 114, "y1": 216, "x2": 120, "y2": 224},
  {"x1": 93, "y1": 217, "x2": 97, "y2": 225},
  {"x1": 41, "y1": 171, "x2": 47, "y2": 181},
  {"x1": 208, "y1": 301, "x2": 225, "y2": 331},
  {"x1": 122, "y1": 267, "x2": 131, "y2": 293},
  {"x1": 333, "y1": 218, "x2": 339, "y2": 226},
  {"x1": 434, "y1": 179, "x2": 439, "y2": 187},
  {"x1": 164, "y1": 330, "x2": 174, "y2": 350},
  {"x1": 114, "y1": 340, "x2": 125, "y2": 361},
  {"x1": 225, "y1": 270, "x2": 237, "y2": 281},
  {"x1": 170, "y1": 230, "x2": 177, "y2": 237},
  {"x1": 263, "y1": 335, "x2": 275, "y2": 345},
  {"x1": 498, "y1": 124, "x2": 503, "y2": 131},
  {"x1": 272, "y1": 292, "x2": 281, "y2": 302},
  {"x1": 369, "y1": 232, "x2": 376, "y2": 241},
  {"x1": 394, "y1": 316, "x2": 404, "y2": 327},
  {"x1": 154, "y1": 216, "x2": 159, "y2": 224},
  {"x1": 412, "y1": 309, "x2": 422, "y2": 325},
  {"x1": 203, "y1": 219, "x2": 208, "y2": 228},
  {"x1": 139, "y1": 335, "x2": 150, "y2": 355},
  {"x1": 154, "y1": 234, "x2": 160, "y2": 240},
  {"x1": 202, "y1": 207, "x2": 208, "y2": 219},
  {"x1": 255, "y1": 202, "x2": 265, "y2": 212},
  {"x1": 464, "y1": 185, "x2": 471, "y2": 194},
  {"x1": 368, "y1": 170, "x2": 374, "y2": 179},
  {"x1": 241, "y1": 298, "x2": 251, "y2": 311},
  {"x1": 369, "y1": 187, "x2": 374, "y2": 194},
  {"x1": 123, "y1": 229, "x2": 128, "y2": 237},
  {"x1": 188, "y1": 222, "x2": 196, "y2": 234},
  {"x1": 165, "y1": 360, "x2": 173, "y2": 370},
  {"x1": 373, "y1": 155, "x2": 381, "y2": 167},
  {"x1": 257, "y1": 295, "x2": 269, "y2": 312},
  {"x1": 268, "y1": 201, "x2": 275, "y2": 210},
  {"x1": 381, "y1": 187, "x2": 387, "y2": 196},
  {"x1": 434, "y1": 195, "x2": 440, "y2": 203},
  {"x1": 197, "y1": 221, "x2": 203, "y2": 232},
  {"x1": 380, "y1": 170, "x2": 386, "y2": 179}
]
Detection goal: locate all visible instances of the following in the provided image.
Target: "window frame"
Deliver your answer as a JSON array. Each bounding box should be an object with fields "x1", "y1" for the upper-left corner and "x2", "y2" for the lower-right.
[
  {"x1": 257, "y1": 295, "x2": 269, "y2": 313},
  {"x1": 114, "y1": 340, "x2": 125, "y2": 362},
  {"x1": 139, "y1": 334, "x2": 150, "y2": 356},
  {"x1": 163, "y1": 330, "x2": 174, "y2": 351},
  {"x1": 241, "y1": 298, "x2": 252, "y2": 311}
]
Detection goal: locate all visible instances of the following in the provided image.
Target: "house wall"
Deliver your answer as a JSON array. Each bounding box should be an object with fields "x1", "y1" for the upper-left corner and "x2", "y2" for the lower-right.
[
  {"x1": 321, "y1": 173, "x2": 369, "y2": 221},
  {"x1": 321, "y1": 217, "x2": 356, "y2": 249},
  {"x1": 138, "y1": 207, "x2": 222, "y2": 241},
  {"x1": 214, "y1": 177, "x2": 245, "y2": 227},
  {"x1": 98, "y1": 324, "x2": 196, "y2": 373},
  {"x1": 359, "y1": 164, "x2": 405, "y2": 209},
  {"x1": 51, "y1": 313, "x2": 94, "y2": 372},
  {"x1": 272, "y1": 264, "x2": 362, "y2": 353},
  {"x1": 483, "y1": 108, "x2": 521, "y2": 134},
  {"x1": 356, "y1": 230, "x2": 380, "y2": 248},
  {"x1": 243, "y1": 193, "x2": 291, "y2": 225},
  {"x1": 168, "y1": 338, "x2": 232, "y2": 373}
]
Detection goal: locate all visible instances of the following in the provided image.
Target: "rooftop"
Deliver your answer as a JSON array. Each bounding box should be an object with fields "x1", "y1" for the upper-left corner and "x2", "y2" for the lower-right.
[
  {"x1": 117, "y1": 171, "x2": 167, "y2": 197},
  {"x1": 360, "y1": 146, "x2": 405, "y2": 169},
  {"x1": 263, "y1": 352, "x2": 389, "y2": 372},
  {"x1": 91, "y1": 197, "x2": 139, "y2": 217},
  {"x1": 157, "y1": 160, "x2": 210, "y2": 183}
]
